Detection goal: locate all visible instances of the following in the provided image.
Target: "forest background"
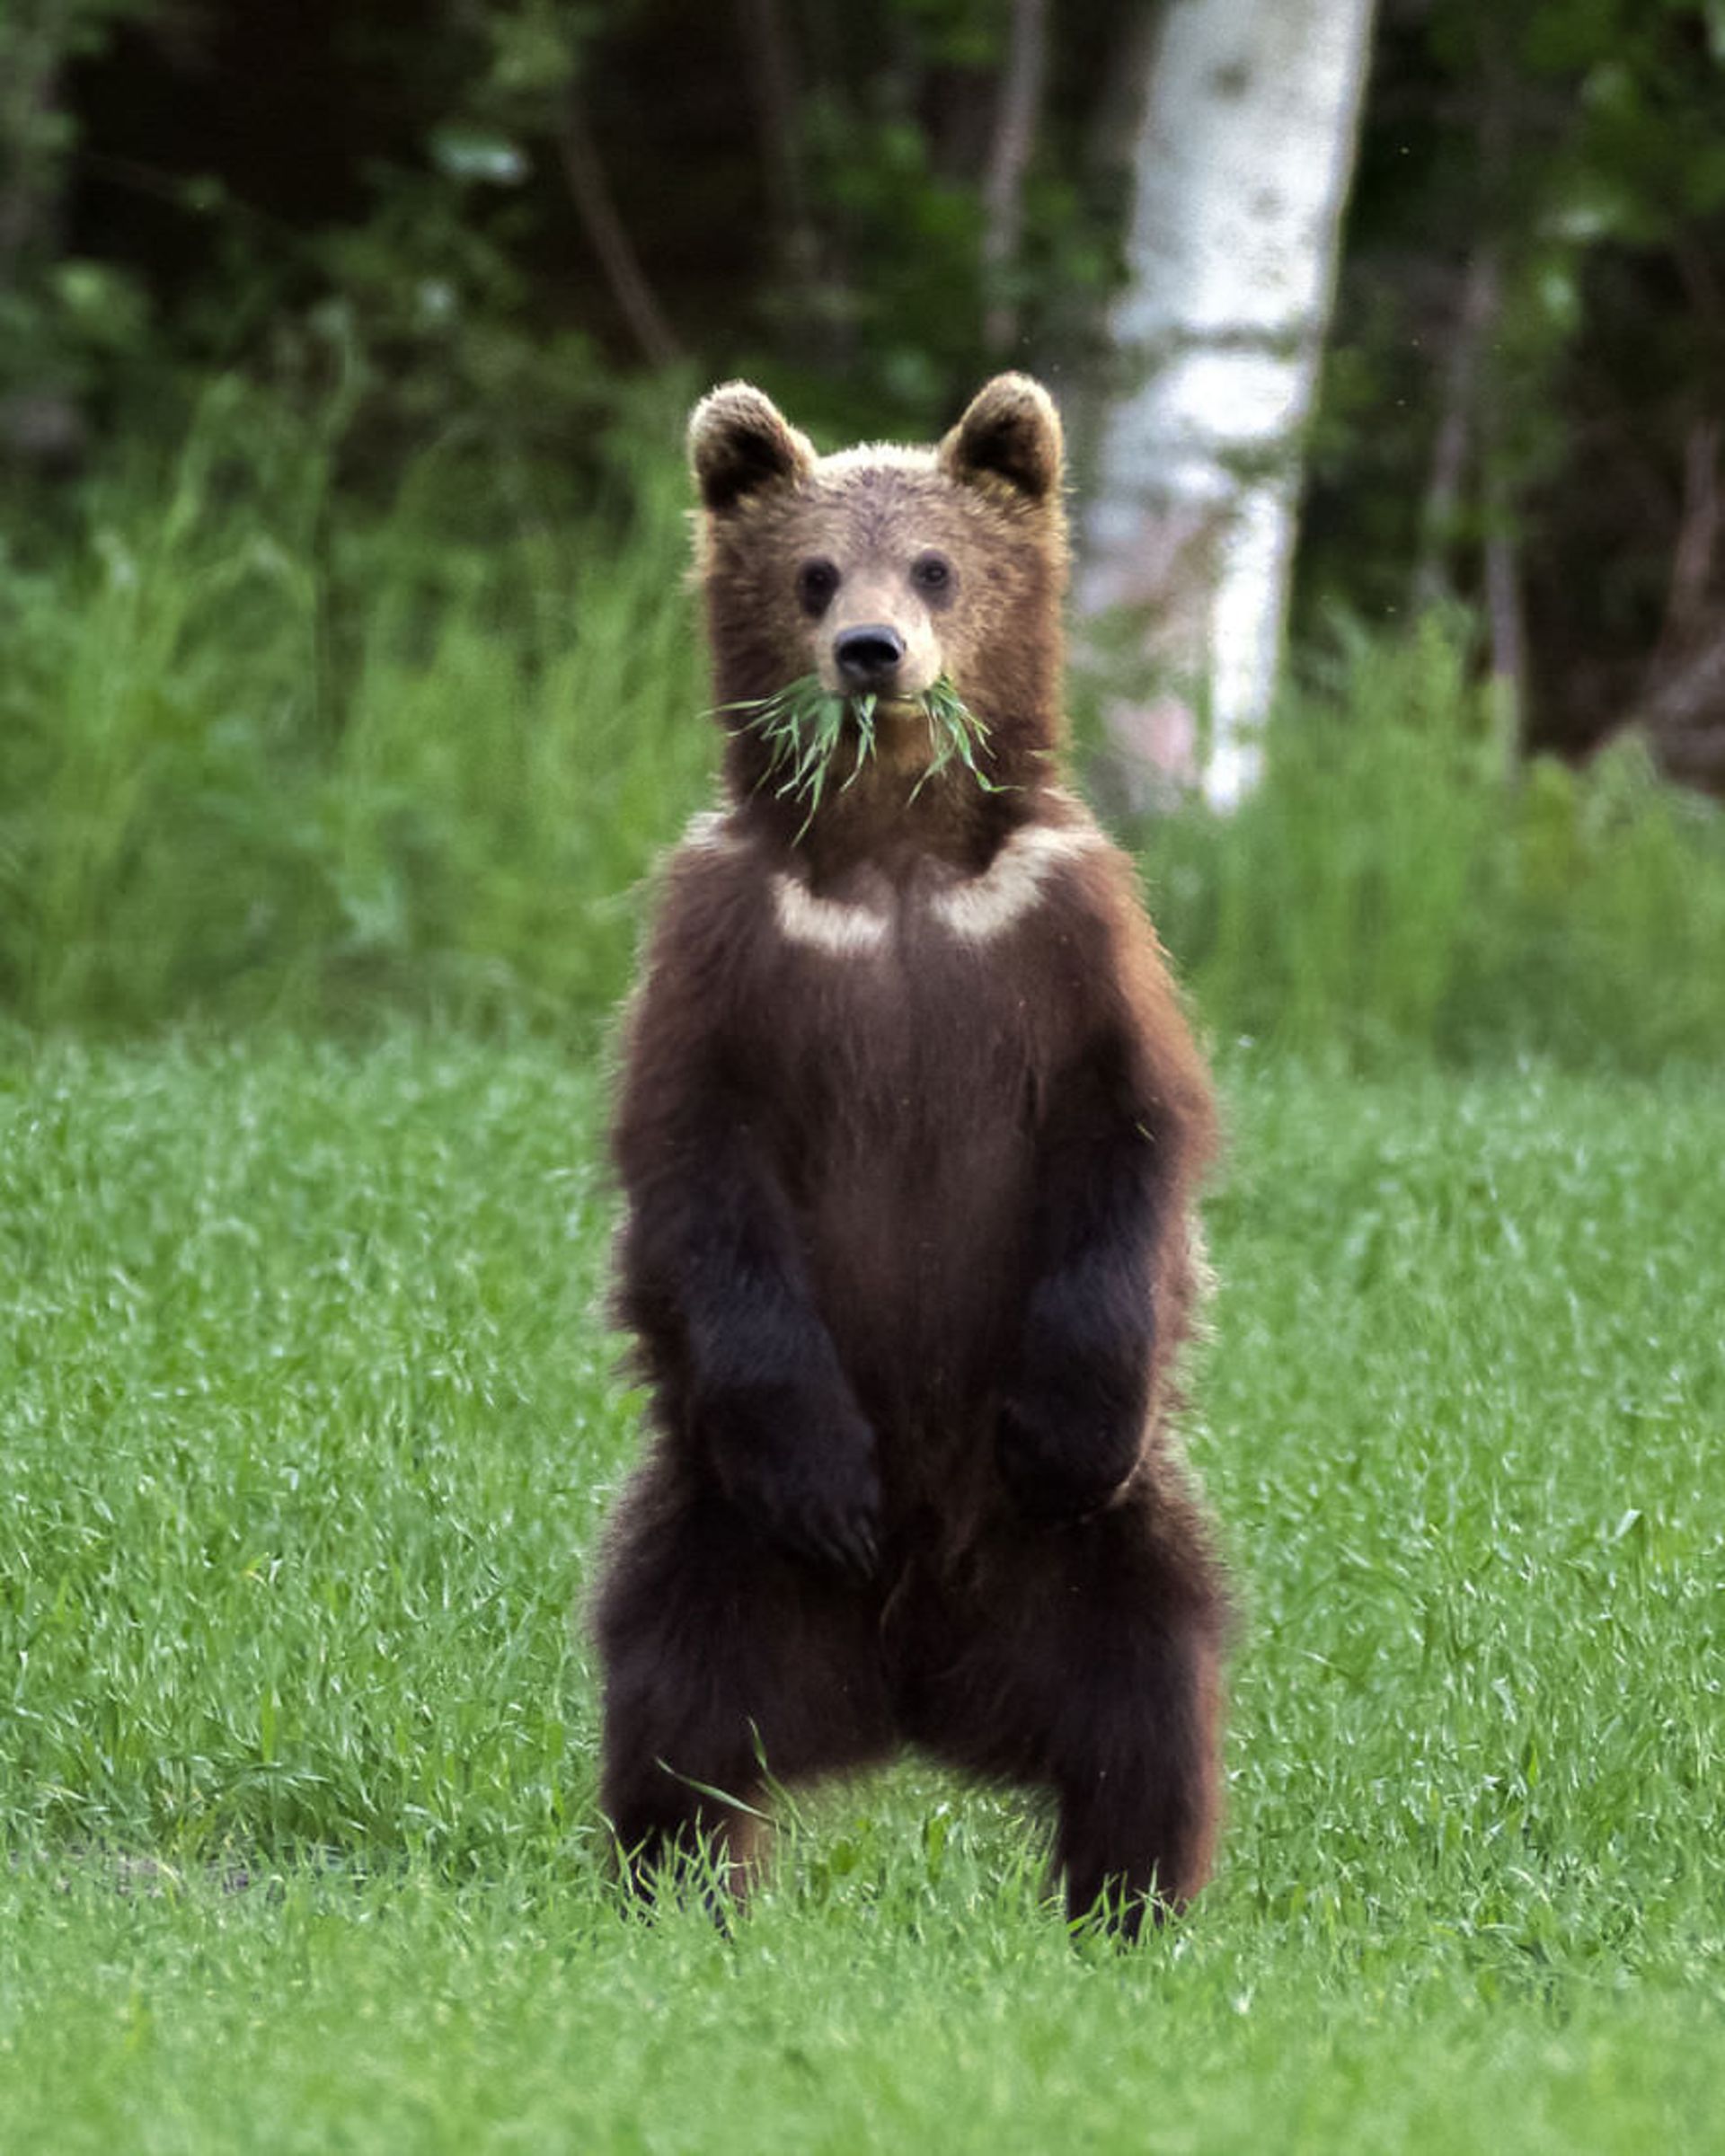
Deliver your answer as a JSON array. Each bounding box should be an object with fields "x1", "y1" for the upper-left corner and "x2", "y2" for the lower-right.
[{"x1": 4, "y1": 0, "x2": 1725, "y2": 1065}]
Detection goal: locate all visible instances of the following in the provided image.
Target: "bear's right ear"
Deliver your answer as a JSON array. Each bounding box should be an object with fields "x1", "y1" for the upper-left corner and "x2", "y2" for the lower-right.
[{"x1": 688, "y1": 383, "x2": 816, "y2": 511}]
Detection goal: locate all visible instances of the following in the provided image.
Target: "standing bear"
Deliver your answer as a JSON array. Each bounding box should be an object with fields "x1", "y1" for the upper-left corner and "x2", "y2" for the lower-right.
[{"x1": 595, "y1": 374, "x2": 1230, "y2": 1935}]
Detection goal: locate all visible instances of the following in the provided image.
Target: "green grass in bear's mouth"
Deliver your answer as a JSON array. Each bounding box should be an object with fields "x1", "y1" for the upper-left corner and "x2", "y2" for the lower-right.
[{"x1": 718, "y1": 673, "x2": 1002, "y2": 832}]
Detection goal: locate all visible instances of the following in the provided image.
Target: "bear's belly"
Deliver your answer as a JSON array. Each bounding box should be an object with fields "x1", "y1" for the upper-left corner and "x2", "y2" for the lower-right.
[
  {"x1": 758, "y1": 916, "x2": 1044, "y2": 1485},
  {"x1": 803, "y1": 1107, "x2": 1031, "y2": 1400}
]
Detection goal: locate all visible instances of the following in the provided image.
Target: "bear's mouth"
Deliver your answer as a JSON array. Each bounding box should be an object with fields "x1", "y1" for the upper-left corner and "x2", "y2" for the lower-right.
[{"x1": 721, "y1": 674, "x2": 1002, "y2": 831}]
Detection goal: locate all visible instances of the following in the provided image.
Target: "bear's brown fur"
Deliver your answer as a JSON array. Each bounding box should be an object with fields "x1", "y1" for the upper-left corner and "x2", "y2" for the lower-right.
[{"x1": 594, "y1": 375, "x2": 1230, "y2": 1935}]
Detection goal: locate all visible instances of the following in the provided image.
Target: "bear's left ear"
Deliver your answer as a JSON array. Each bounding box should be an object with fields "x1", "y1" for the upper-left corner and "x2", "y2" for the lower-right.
[
  {"x1": 940, "y1": 374, "x2": 1064, "y2": 503},
  {"x1": 689, "y1": 382, "x2": 817, "y2": 511}
]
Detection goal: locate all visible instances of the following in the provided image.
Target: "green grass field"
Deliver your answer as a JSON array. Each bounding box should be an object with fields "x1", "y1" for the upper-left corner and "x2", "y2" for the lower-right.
[{"x1": 1, "y1": 1035, "x2": 1721, "y2": 2152}]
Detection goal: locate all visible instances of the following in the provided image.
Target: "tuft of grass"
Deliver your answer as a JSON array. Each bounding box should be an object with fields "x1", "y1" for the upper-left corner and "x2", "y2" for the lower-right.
[
  {"x1": 0, "y1": 1036, "x2": 1722, "y2": 2150},
  {"x1": 1128, "y1": 614, "x2": 1725, "y2": 1071},
  {"x1": 0, "y1": 377, "x2": 712, "y2": 1041},
  {"x1": 911, "y1": 673, "x2": 1003, "y2": 799},
  {"x1": 726, "y1": 673, "x2": 871, "y2": 831},
  {"x1": 727, "y1": 670, "x2": 1001, "y2": 832}
]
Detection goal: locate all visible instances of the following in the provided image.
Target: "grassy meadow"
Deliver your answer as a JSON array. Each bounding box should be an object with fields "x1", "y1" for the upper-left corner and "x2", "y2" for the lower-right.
[{"x1": 1, "y1": 1038, "x2": 1721, "y2": 2152}]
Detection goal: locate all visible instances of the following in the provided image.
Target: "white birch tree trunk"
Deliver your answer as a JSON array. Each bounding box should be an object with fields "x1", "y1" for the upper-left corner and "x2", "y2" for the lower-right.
[{"x1": 1078, "y1": 0, "x2": 1377, "y2": 809}]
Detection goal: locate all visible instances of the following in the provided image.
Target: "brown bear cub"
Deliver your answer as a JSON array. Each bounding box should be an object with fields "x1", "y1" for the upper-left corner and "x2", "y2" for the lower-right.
[{"x1": 595, "y1": 374, "x2": 1229, "y2": 1937}]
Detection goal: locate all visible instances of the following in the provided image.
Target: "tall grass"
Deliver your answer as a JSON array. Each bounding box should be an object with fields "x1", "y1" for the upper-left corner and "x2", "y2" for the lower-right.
[
  {"x1": 1135, "y1": 616, "x2": 1725, "y2": 1071},
  {"x1": 0, "y1": 377, "x2": 710, "y2": 1038},
  {"x1": 4, "y1": 390, "x2": 1724, "y2": 1064}
]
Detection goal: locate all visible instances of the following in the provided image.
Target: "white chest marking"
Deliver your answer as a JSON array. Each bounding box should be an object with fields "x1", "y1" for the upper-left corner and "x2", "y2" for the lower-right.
[
  {"x1": 771, "y1": 873, "x2": 891, "y2": 958},
  {"x1": 930, "y1": 824, "x2": 1101, "y2": 943},
  {"x1": 767, "y1": 820, "x2": 1102, "y2": 958}
]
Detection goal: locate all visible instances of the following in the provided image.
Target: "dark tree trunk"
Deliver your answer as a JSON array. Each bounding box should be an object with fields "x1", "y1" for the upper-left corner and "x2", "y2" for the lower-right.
[
  {"x1": 980, "y1": 0, "x2": 1048, "y2": 357},
  {"x1": 556, "y1": 91, "x2": 682, "y2": 369}
]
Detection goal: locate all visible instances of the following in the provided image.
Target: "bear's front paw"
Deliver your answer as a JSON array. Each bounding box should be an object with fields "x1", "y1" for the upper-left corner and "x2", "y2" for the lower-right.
[
  {"x1": 995, "y1": 1399, "x2": 1140, "y2": 1524},
  {"x1": 757, "y1": 1451, "x2": 883, "y2": 1577},
  {"x1": 702, "y1": 1384, "x2": 882, "y2": 1577}
]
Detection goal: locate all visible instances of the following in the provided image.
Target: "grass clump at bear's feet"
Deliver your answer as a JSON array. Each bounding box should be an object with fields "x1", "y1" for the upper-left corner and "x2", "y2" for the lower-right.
[{"x1": 724, "y1": 671, "x2": 1002, "y2": 829}]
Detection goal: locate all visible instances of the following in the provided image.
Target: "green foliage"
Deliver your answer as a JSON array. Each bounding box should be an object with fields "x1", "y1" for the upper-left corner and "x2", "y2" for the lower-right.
[
  {"x1": 1306, "y1": 0, "x2": 1725, "y2": 749},
  {"x1": 4, "y1": 415, "x2": 1723, "y2": 1066},
  {"x1": 13, "y1": 0, "x2": 1725, "y2": 775},
  {"x1": 0, "y1": 378, "x2": 710, "y2": 1037},
  {"x1": 0, "y1": 1040, "x2": 1721, "y2": 2147},
  {"x1": 0, "y1": 0, "x2": 157, "y2": 411},
  {"x1": 0, "y1": 0, "x2": 1137, "y2": 465},
  {"x1": 1135, "y1": 616, "x2": 1725, "y2": 1070},
  {"x1": 1168, "y1": 620, "x2": 1505, "y2": 1062}
]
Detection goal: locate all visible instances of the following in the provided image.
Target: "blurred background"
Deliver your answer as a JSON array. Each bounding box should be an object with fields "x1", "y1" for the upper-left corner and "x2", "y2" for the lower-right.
[{"x1": 4, "y1": 0, "x2": 1723, "y2": 1066}]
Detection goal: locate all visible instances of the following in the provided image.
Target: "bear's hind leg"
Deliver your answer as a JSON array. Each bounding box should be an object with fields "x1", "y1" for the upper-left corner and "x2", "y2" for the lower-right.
[
  {"x1": 595, "y1": 1463, "x2": 895, "y2": 1907},
  {"x1": 1048, "y1": 1617, "x2": 1225, "y2": 1939},
  {"x1": 899, "y1": 1488, "x2": 1228, "y2": 1941}
]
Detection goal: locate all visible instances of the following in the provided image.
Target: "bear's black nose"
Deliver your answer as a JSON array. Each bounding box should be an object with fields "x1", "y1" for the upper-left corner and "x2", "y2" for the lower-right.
[{"x1": 834, "y1": 624, "x2": 907, "y2": 690}]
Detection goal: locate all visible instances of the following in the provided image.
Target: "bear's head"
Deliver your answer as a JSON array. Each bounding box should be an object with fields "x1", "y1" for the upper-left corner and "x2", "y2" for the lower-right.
[{"x1": 688, "y1": 376, "x2": 1068, "y2": 822}]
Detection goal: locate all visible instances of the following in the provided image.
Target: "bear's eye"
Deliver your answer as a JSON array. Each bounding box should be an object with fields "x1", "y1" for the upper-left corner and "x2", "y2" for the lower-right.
[
  {"x1": 798, "y1": 559, "x2": 840, "y2": 614},
  {"x1": 911, "y1": 551, "x2": 954, "y2": 598}
]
